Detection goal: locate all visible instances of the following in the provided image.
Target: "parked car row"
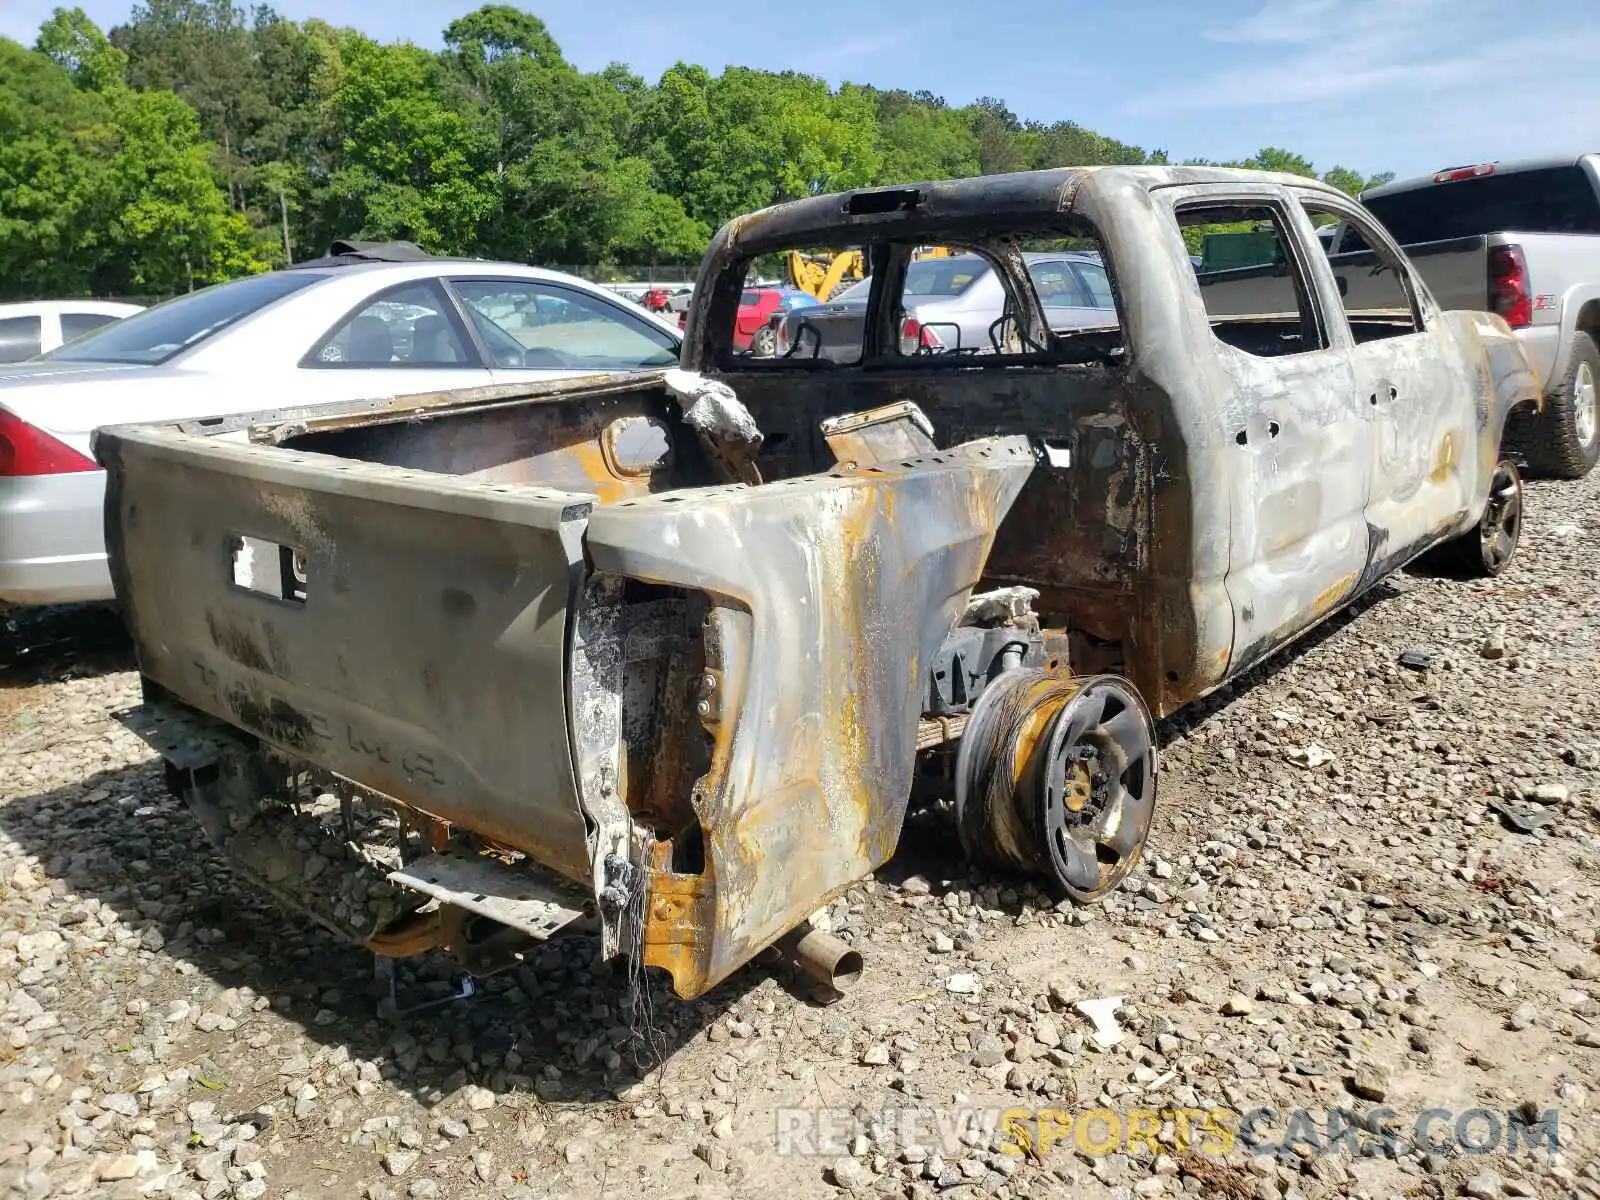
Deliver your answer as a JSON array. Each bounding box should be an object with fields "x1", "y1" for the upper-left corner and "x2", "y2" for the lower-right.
[{"x1": 768, "y1": 249, "x2": 1117, "y2": 363}]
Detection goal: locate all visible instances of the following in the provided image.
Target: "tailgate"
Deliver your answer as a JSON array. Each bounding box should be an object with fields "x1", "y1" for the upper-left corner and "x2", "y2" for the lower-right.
[
  {"x1": 95, "y1": 421, "x2": 598, "y2": 884},
  {"x1": 1361, "y1": 234, "x2": 1488, "y2": 312}
]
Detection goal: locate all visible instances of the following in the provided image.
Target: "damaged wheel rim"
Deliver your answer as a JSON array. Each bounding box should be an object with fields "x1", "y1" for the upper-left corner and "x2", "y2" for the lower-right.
[
  {"x1": 955, "y1": 670, "x2": 1158, "y2": 902},
  {"x1": 1478, "y1": 461, "x2": 1522, "y2": 574},
  {"x1": 1036, "y1": 677, "x2": 1158, "y2": 901}
]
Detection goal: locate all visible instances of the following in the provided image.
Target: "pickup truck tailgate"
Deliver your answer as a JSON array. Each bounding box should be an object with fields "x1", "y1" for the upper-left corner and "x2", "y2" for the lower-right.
[{"x1": 96, "y1": 421, "x2": 599, "y2": 884}]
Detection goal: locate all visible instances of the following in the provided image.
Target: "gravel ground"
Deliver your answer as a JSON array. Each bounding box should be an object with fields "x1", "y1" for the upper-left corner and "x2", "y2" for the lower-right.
[{"x1": 3, "y1": 473, "x2": 1600, "y2": 1200}]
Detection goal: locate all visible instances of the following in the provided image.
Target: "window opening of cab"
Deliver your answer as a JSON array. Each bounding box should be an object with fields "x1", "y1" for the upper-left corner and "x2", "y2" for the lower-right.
[
  {"x1": 723, "y1": 222, "x2": 1125, "y2": 369},
  {"x1": 1176, "y1": 201, "x2": 1327, "y2": 359},
  {"x1": 733, "y1": 246, "x2": 865, "y2": 366}
]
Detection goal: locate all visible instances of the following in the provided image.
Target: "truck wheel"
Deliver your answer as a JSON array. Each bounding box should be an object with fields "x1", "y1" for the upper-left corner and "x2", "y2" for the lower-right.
[
  {"x1": 955, "y1": 671, "x2": 1158, "y2": 903},
  {"x1": 1427, "y1": 459, "x2": 1523, "y2": 578},
  {"x1": 1526, "y1": 331, "x2": 1600, "y2": 479}
]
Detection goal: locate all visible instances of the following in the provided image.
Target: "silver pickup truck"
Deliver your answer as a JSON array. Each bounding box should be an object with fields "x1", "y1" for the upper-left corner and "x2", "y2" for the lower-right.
[
  {"x1": 1327, "y1": 155, "x2": 1600, "y2": 478},
  {"x1": 94, "y1": 166, "x2": 1540, "y2": 1001}
]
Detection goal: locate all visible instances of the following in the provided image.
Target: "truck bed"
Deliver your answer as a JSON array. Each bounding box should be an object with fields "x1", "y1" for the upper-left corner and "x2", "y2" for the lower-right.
[{"x1": 96, "y1": 370, "x2": 1037, "y2": 997}]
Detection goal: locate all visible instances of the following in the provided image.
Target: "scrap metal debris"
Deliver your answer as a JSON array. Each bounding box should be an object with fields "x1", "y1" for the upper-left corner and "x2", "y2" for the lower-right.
[{"x1": 662, "y1": 368, "x2": 763, "y2": 484}]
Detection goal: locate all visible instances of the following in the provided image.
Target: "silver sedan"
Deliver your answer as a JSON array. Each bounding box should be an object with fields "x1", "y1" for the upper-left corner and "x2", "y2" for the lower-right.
[{"x1": 0, "y1": 255, "x2": 682, "y2": 607}]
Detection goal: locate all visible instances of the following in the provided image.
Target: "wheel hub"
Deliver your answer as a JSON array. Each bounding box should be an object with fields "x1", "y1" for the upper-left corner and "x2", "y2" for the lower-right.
[
  {"x1": 1575, "y1": 362, "x2": 1597, "y2": 448},
  {"x1": 955, "y1": 671, "x2": 1158, "y2": 903},
  {"x1": 1478, "y1": 461, "x2": 1523, "y2": 573}
]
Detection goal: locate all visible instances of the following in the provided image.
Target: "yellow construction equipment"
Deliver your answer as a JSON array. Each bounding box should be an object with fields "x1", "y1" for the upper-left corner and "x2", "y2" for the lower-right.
[
  {"x1": 785, "y1": 246, "x2": 957, "y2": 300},
  {"x1": 785, "y1": 250, "x2": 864, "y2": 301}
]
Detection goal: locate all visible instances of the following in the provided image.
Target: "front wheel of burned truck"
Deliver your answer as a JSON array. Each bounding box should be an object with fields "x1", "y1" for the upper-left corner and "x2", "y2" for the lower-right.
[{"x1": 953, "y1": 670, "x2": 1158, "y2": 904}]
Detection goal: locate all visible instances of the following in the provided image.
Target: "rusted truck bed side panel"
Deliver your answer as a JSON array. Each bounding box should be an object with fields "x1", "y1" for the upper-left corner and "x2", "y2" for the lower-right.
[
  {"x1": 584, "y1": 439, "x2": 1036, "y2": 994},
  {"x1": 98, "y1": 424, "x2": 599, "y2": 883}
]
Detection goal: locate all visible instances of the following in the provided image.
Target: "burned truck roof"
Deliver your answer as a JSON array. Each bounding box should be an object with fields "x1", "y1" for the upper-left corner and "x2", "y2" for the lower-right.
[{"x1": 699, "y1": 165, "x2": 1353, "y2": 258}]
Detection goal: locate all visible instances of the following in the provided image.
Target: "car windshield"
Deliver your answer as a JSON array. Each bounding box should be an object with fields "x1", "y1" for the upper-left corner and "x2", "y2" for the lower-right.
[
  {"x1": 1363, "y1": 166, "x2": 1600, "y2": 242},
  {"x1": 43, "y1": 272, "x2": 322, "y2": 365},
  {"x1": 904, "y1": 257, "x2": 986, "y2": 296}
]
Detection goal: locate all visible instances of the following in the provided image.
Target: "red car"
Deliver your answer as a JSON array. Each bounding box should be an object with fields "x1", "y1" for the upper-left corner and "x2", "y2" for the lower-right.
[{"x1": 733, "y1": 287, "x2": 820, "y2": 352}]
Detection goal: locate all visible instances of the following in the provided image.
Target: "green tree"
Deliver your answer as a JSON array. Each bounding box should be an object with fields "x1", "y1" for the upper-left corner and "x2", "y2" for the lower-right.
[
  {"x1": 323, "y1": 36, "x2": 497, "y2": 251},
  {"x1": 1244, "y1": 146, "x2": 1317, "y2": 177},
  {"x1": 36, "y1": 6, "x2": 127, "y2": 91},
  {"x1": 0, "y1": 29, "x2": 262, "y2": 298},
  {"x1": 870, "y1": 89, "x2": 980, "y2": 183},
  {"x1": 91, "y1": 85, "x2": 265, "y2": 290},
  {"x1": 634, "y1": 64, "x2": 880, "y2": 229},
  {"x1": 965, "y1": 97, "x2": 1028, "y2": 175},
  {"x1": 111, "y1": 0, "x2": 267, "y2": 211}
]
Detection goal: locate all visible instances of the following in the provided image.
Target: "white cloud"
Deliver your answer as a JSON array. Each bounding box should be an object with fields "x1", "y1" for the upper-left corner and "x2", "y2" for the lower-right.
[
  {"x1": 1204, "y1": 0, "x2": 1341, "y2": 44},
  {"x1": 1121, "y1": 0, "x2": 1600, "y2": 177},
  {"x1": 1130, "y1": 0, "x2": 1600, "y2": 124}
]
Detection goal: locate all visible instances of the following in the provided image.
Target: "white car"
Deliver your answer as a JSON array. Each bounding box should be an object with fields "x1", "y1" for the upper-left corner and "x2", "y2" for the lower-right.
[
  {"x1": 0, "y1": 300, "x2": 144, "y2": 363},
  {"x1": 0, "y1": 254, "x2": 682, "y2": 607}
]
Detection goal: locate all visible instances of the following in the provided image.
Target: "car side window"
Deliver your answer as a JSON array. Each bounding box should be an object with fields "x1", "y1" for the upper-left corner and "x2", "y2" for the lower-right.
[
  {"x1": 451, "y1": 278, "x2": 678, "y2": 370},
  {"x1": 1176, "y1": 201, "x2": 1327, "y2": 359},
  {"x1": 1071, "y1": 260, "x2": 1116, "y2": 308},
  {"x1": 0, "y1": 315, "x2": 42, "y2": 363},
  {"x1": 1028, "y1": 261, "x2": 1085, "y2": 308},
  {"x1": 308, "y1": 282, "x2": 472, "y2": 368},
  {"x1": 61, "y1": 312, "x2": 121, "y2": 341},
  {"x1": 1302, "y1": 202, "x2": 1421, "y2": 342}
]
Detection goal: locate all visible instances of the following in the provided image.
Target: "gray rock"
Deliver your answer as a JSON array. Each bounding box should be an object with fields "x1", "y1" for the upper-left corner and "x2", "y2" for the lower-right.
[
  {"x1": 830, "y1": 1156, "x2": 871, "y2": 1189},
  {"x1": 382, "y1": 1150, "x2": 419, "y2": 1177},
  {"x1": 1346, "y1": 1064, "x2": 1389, "y2": 1102},
  {"x1": 1530, "y1": 783, "x2": 1570, "y2": 805},
  {"x1": 972, "y1": 1035, "x2": 1006, "y2": 1068},
  {"x1": 98, "y1": 1155, "x2": 143, "y2": 1181}
]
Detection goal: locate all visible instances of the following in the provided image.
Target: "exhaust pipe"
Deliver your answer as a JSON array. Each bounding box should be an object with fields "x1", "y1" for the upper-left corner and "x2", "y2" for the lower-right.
[{"x1": 777, "y1": 925, "x2": 864, "y2": 991}]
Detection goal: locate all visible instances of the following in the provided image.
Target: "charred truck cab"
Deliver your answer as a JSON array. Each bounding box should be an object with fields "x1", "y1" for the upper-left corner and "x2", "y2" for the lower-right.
[{"x1": 98, "y1": 167, "x2": 1540, "y2": 1000}]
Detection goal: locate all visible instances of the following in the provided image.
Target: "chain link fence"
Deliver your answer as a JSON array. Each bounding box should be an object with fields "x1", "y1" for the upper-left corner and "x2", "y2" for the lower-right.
[{"x1": 549, "y1": 265, "x2": 699, "y2": 287}]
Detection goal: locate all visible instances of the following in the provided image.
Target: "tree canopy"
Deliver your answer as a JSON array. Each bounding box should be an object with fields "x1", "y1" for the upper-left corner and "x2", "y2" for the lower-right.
[{"x1": 0, "y1": 3, "x2": 1397, "y2": 299}]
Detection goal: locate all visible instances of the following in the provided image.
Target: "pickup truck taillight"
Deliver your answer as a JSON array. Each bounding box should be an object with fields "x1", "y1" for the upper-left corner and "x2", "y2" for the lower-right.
[
  {"x1": 0, "y1": 410, "x2": 98, "y2": 476},
  {"x1": 1488, "y1": 244, "x2": 1532, "y2": 329}
]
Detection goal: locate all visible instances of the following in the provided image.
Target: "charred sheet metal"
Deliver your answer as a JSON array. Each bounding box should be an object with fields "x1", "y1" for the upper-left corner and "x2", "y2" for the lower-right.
[
  {"x1": 97, "y1": 422, "x2": 600, "y2": 884},
  {"x1": 585, "y1": 436, "x2": 1036, "y2": 997}
]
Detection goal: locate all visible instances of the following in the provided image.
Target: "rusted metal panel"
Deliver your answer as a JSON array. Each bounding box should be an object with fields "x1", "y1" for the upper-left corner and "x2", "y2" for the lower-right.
[
  {"x1": 98, "y1": 422, "x2": 600, "y2": 883},
  {"x1": 583, "y1": 436, "x2": 1036, "y2": 996}
]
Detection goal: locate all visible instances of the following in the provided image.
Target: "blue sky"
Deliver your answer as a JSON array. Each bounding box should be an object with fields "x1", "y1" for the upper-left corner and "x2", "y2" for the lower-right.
[{"x1": 3, "y1": 0, "x2": 1596, "y2": 180}]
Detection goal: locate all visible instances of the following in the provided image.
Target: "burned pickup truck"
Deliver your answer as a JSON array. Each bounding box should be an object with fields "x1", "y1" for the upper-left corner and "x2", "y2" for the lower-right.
[{"x1": 96, "y1": 167, "x2": 1540, "y2": 1001}]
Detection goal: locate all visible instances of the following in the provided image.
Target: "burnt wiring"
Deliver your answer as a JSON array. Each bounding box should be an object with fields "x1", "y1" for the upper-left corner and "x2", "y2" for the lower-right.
[{"x1": 611, "y1": 853, "x2": 669, "y2": 1080}]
